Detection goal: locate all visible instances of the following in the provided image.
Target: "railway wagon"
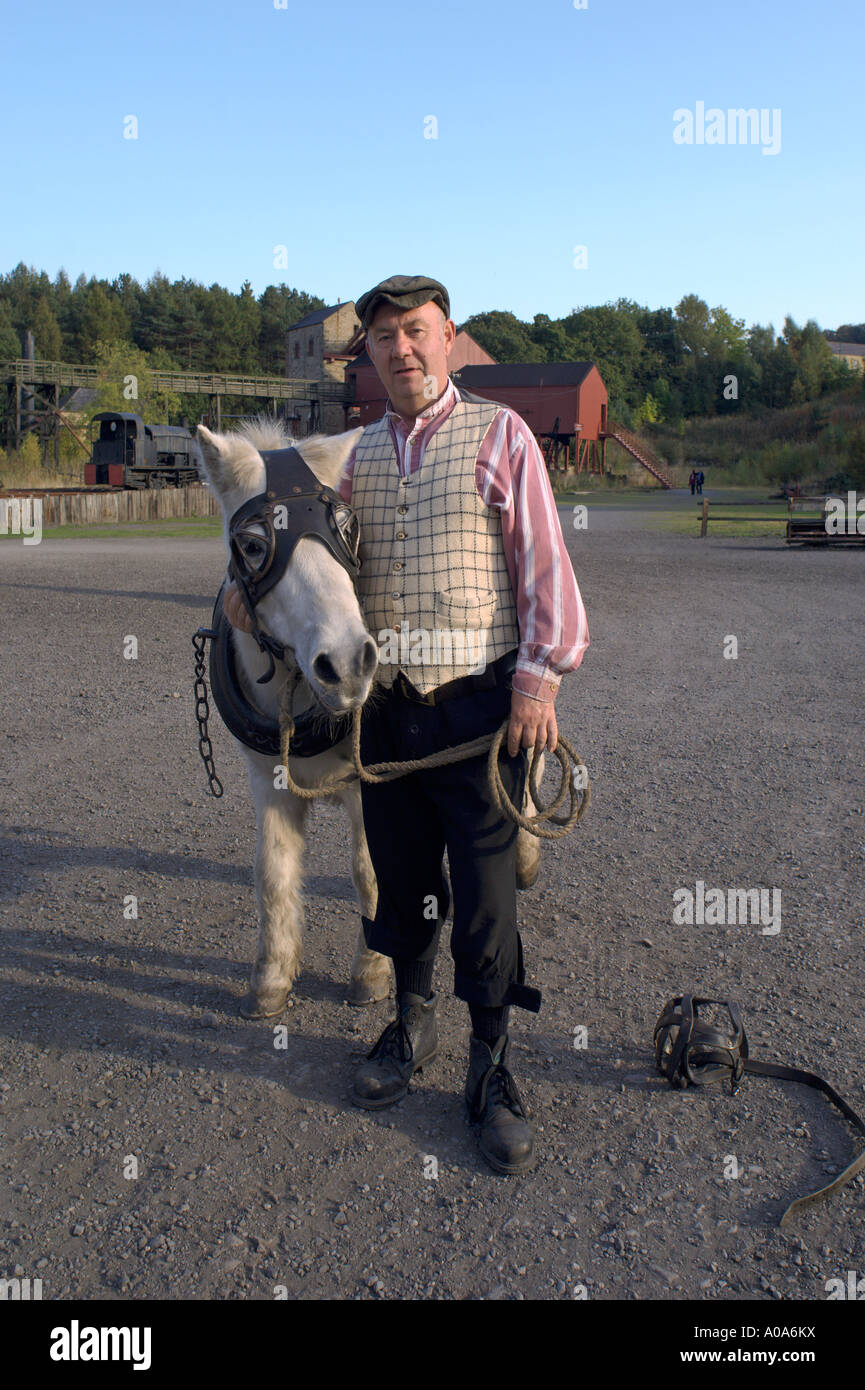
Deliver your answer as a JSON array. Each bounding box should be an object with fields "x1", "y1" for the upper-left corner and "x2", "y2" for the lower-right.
[{"x1": 84, "y1": 412, "x2": 204, "y2": 488}]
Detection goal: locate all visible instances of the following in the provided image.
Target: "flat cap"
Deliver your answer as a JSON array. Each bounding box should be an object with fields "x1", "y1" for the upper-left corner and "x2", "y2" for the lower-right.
[{"x1": 355, "y1": 274, "x2": 450, "y2": 331}]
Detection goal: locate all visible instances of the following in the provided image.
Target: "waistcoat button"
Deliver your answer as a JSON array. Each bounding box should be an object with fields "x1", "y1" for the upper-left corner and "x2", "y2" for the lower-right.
[
  {"x1": 392, "y1": 561, "x2": 403, "y2": 571},
  {"x1": 396, "y1": 531, "x2": 406, "y2": 540}
]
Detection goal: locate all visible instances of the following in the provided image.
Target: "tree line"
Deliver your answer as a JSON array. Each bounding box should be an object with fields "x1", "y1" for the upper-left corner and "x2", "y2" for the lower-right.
[
  {"x1": 0, "y1": 262, "x2": 861, "y2": 428},
  {"x1": 461, "y1": 300, "x2": 862, "y2": 425},
  {"x1": 0, "y1": 265, "x2": 323, "y2": 377}
]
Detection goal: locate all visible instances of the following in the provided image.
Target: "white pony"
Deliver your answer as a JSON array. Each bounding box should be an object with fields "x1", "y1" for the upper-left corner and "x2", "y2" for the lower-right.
[
  {"x1": 197, "y1": 417, "x2": 541, "y2": 1019},
  {"x1": 197, "y1": 418, "x2": 392, "y2": 1016}
]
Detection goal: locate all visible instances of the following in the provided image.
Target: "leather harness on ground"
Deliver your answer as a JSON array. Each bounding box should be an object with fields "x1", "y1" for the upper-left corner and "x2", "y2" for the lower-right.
[{"x1": 654, "y1": 994, "x2": 865, "y2": 1226}]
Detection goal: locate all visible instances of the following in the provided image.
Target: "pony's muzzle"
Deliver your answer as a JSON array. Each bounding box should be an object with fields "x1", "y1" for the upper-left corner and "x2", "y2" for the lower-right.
[{"x1": 311, "y1": 635, "x2": 378, "y2": 709}]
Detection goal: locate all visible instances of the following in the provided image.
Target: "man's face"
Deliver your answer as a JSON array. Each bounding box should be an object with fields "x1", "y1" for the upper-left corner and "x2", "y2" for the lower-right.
[{"x1": 365, "y1": 300, "x2": 456, "y2": 418}]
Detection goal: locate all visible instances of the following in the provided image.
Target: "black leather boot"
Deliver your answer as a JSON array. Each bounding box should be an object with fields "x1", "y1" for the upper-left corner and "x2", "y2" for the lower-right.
[
  {"x1": 352, "y1": 993, "x2": 438, "y2": 1109},
  {"x1": 465, "y1": 1034, "x2": 536, "y2": 1174}
]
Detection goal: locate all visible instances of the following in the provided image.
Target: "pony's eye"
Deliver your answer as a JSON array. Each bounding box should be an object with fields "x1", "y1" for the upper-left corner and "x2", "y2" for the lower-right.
[{"x1": 240, "y1": 535, "x2": 268, "y2": 567}]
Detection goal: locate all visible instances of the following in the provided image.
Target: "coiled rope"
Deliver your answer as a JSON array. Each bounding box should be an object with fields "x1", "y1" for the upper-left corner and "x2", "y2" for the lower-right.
[{"x1": 277, "y1": 672, "x2": 590, "y2": 840}]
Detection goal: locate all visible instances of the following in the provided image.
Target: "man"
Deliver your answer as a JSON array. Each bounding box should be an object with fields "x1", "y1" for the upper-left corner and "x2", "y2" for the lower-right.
[{"x1": 225, "y1": 275, "x2": 589, "y2": 1174}]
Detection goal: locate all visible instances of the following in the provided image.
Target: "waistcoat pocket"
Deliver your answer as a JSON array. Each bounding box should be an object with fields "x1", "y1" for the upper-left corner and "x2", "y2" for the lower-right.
[{"x1": 434, "y1": 586, "x2": 497, "y2": 629}]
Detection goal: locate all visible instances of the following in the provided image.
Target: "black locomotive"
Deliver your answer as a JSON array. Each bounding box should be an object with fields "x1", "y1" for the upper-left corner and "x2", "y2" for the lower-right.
[{"x1": 84, "y1": 412, "x2": 203, "y2": 488}]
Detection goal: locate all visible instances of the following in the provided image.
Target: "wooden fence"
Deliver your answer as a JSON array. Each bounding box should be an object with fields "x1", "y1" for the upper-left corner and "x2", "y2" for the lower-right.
[
  {"x1": 698, "y1": 495, "x2": 865, "y2": 544},
  {"x1": 0, "y1": 485, "x2": 220, "y2": 530}
]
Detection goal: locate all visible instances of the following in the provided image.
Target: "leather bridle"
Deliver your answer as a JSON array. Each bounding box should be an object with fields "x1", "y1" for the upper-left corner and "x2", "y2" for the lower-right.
[
  {"x1": 227, "y1": 445, "x2": 360, "y2": 684},
  {"x1": 193, "y1": 445, "x2": 362, "y2": 765}
]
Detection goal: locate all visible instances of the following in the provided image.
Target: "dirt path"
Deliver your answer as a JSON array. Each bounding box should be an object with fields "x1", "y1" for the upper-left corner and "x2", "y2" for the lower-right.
[{"x1": 1, "y1": 523, "x2": 863, "y2": 1301}]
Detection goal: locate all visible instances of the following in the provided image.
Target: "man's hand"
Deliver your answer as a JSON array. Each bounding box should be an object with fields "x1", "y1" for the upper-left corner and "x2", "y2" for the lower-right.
[
  {"x1": 223, "y1": 580, "x2": 254, "y2": 633},
  {"x1": 507, "y1": 690, "x2": 558, "y2": 758}
]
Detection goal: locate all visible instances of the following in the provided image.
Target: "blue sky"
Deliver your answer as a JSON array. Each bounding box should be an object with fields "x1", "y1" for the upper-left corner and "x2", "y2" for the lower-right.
[{"x1": 2, "y1": 0, "x2": 861, "y2": 334}]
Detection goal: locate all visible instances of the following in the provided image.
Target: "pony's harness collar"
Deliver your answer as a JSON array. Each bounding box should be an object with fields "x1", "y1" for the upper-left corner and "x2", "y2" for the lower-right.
[
  {"x1": 227, "y1": 445, "x2": 360, "y2": 683},
  {"x1": 206, "y1": 582, "x2": 348, "y2": 759}
]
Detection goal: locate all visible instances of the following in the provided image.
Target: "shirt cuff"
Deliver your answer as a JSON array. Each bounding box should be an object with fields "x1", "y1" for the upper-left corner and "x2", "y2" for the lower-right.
[{"x1": 512, "y1": 659, "x2": 561, "y2": 701}]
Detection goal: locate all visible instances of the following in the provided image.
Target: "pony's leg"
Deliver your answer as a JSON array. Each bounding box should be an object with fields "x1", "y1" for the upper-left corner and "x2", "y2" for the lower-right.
[
  {"x1": 515, "y1": 751, "x2": 544, "y2": 890},
  {"x1": 338, "y1": 781, "x2": 392, "y2": 1006},
  {"x1": 240, "y1": 766, "x2": 310, "y2": 1019}
]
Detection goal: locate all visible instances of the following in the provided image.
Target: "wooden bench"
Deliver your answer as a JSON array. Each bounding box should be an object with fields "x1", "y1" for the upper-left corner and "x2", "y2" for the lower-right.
[{"x1": 785, "y1": 495, "x2": 865, "y2": 546}]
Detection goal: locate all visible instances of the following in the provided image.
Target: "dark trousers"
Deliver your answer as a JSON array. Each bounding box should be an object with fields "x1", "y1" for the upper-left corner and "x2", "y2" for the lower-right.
[{"x1": 359, "y1": 680, "x2": 540, "y2": 1013}]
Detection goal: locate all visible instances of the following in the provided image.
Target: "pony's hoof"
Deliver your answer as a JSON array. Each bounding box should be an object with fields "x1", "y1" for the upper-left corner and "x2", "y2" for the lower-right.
[
  {"x1": 346, "y1": 977, "x2": 391, "y2": 1007},
  {"x1": 515, "y1": 858, "x2": 540, "y2": 890},
  {"x1": 239, "y1": 986, "x2": 290, "y2": 1019}
]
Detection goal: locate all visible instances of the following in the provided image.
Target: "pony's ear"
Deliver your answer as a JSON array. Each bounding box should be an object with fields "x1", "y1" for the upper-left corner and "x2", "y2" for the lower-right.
[
  {"x1": 197, "y1": 425, "x2": 265, "y2": 500},
  {"x1": 196, "y1": 425, "x2": 232, "y2": 494},
  {"x1": 332, "y1": 426, "x2": 364, "y2": 480},
  {"x1": 297, "y1": 426, "x2": 364, "y2": 487}
]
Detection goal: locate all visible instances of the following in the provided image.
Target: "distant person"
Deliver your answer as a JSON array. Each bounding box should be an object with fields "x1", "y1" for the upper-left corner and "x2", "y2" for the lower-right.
[
  {"x1": 696, "y1": 470, "x2": 704, "y2": 495},
  {"x1": 689, "y1": 469, "x2": 697, "y2": 495}
]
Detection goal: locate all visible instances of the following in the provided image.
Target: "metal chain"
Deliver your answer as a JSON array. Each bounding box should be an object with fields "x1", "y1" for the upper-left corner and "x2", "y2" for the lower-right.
[{"x1": 192, "y1": 630, "x2": 224, "y2": 797}]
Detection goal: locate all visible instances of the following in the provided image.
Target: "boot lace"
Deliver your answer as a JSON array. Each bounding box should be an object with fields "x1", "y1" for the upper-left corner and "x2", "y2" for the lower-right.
[
  {"x1": 368, "y1": 1015, "x2": 413, "y2": 1066},
  {"x1": 477, "y1": 1062, "x2": 525, "y2": 1119}
]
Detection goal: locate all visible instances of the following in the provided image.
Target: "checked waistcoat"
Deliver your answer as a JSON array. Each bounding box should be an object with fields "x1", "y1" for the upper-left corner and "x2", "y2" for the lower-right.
[{"x1": 352, "y1": 398, "x2": 520, "y2": 693}]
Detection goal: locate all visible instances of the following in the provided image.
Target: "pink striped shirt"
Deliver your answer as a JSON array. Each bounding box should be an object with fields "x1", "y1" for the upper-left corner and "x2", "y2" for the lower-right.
[{"x1": 341, "y1": 377, "x2": 589, "y2": 699}]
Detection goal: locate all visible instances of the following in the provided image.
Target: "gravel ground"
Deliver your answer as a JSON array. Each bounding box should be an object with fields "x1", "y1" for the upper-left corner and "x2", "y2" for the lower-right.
[{"x1": 1, "y1": 509, "x2": 864, "y2": 1302}]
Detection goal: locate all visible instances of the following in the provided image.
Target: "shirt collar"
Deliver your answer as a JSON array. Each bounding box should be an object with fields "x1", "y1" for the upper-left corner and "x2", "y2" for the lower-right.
[{"x1": 385, "y1": 376, "x2": 458, "y2": 435}]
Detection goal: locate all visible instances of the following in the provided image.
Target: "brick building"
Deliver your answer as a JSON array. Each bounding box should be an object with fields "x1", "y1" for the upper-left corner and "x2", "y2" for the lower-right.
[{"x1": 284, "y1": 302, "x2": 361, "y2": 434}]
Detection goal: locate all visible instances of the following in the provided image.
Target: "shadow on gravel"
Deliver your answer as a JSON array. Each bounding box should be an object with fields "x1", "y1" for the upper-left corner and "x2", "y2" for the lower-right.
[
  {"x1": 3, "y1": 926, "x2": 243, "y2": 991},
  {"x1": 0, "y1": 580, "x2": 211, "y2": 607},
  {"x1": 2, "y1": 930, "x2": 675, "y2": 1178},
  {"x1": 20, "y1": 944, "x2": 838, "y2": 1205},
  {"x1": 0, "y1": 826, "x2": 252, "y2": 895},
  {"x1": 4, "y1": 925, "x2": 378, "y2": 1041},
  {"x1": 303, "y1": 873, "x2": 361, "y2": 903},
  {"x1": 1, "y1": 966, "x2": 487, "y2": 1162},
  {"x1": 712, "y1": 543, "x2": 806, "y2": 552},
  {"x1": 1, "y1": 974, "x2": 370, "y2": 1092}
]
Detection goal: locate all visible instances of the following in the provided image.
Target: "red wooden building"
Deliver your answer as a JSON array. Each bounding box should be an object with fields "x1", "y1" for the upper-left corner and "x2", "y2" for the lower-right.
[{"x1": 451, "y1": 362, "x2": 607, "y2": 474}]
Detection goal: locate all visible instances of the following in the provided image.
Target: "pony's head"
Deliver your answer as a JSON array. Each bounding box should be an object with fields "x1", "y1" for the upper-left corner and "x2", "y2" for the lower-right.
[{"x1": 197, "y1": 417, "x2": 377, "y2": 714}]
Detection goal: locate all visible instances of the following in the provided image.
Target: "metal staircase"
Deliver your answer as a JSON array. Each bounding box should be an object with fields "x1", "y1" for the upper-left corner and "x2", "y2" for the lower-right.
[{"x1": 606, "y1": 424, "x2": 675, "y2": 488}]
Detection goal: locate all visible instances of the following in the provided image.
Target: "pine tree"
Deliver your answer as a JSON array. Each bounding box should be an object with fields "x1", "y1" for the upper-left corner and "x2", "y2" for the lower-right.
[
  {"x1": 0, "y1": 299, "x2": 20, "y2": 358},
  {"x1": 32, "y1": 297, "x2": 62, "y2": 360}
]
